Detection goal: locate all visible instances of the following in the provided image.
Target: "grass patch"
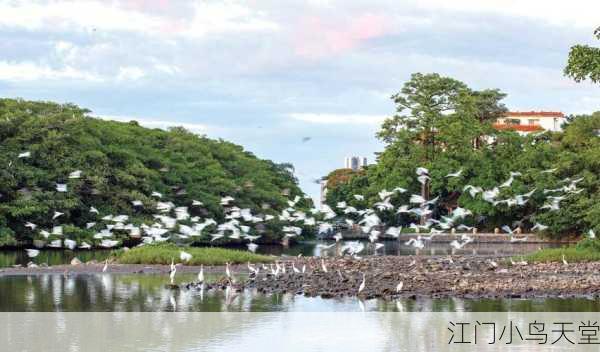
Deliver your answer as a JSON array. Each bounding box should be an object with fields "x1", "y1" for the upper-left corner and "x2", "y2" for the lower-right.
[
  {"x1": 524, "y1": 246, "x2": 600, "y2": 263},
  {"x1": 116, "y1": 244, "x2": 275, "y2": 265}
]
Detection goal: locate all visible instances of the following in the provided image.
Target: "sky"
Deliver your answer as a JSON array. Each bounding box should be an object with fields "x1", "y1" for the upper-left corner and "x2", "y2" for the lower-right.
[{"x1": 1, "y1": 0, "x2": 599, "y2": 203}]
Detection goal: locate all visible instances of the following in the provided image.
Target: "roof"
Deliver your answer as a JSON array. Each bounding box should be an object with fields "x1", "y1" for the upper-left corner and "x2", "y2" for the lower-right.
[
  {"x1": 504, "y1": 111, "x2": 564, "y2": 118},
  {"x1": 493, "y1": 123, "x2": 544, "y2": 132}
]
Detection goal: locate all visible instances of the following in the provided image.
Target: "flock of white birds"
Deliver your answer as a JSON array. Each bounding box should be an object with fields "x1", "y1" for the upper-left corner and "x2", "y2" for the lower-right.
[{"x1": 13, "y1": 150, "x2": 596, "y2": 266}]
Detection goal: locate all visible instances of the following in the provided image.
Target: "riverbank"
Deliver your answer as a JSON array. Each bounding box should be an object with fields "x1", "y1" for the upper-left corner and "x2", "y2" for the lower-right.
[{"x1": 3, "y1": 255, "x2": 600, "y2": 299}]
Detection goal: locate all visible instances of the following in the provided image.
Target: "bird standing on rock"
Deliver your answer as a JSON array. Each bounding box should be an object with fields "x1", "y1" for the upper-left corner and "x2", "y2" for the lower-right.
[
  {"x1": 321, "y1": 259, "x2": 328, "y2": 273},
  {"x1": 169, "y1": 263, "x2": 177, "y2": 285},
  {"x1": 358, "y1": 273, "x2": 366, "y2": 294},
  {"x1": 198, "y1": 265, "x2": 204, "y2": 283}
]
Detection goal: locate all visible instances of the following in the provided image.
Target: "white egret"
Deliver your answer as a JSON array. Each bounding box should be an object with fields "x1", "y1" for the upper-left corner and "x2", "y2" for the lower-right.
[
  {"x1": 225, "y1": 262, "x2": 232, "y2": 280},
  {"x1": 321, "y1": 259, "x2": 328, "y2": 273},
  {"x1": 68, "y1": 170, "x2": 82, "y2": 179},
  {"x1": 25, "y1": 249, "x2": 40, "y2": 258},
  {"x1": 198, "y1": 265, "x2": 204, "y2": 283},
  {"x1": 64, "y1": 239, "x2": 76, "y2": 250},
  {"x1": 446, "y1": 169, "x2": 463, "y2": 178},
  {"x1": 358, "y1": 273, "x2": 366, "y2": 294},
  {"x1": 169, "y1": 264, "x2": 177, "y2": 285},
  {"x1": 531, "y1": 223, "x2": 548, "y2": 232},
  {"x1": 247, "y1": 262, "x2": 258, "y2": 275},
  {"x1": 180, "y1": 251, "x2": 192, "y2": 262}
]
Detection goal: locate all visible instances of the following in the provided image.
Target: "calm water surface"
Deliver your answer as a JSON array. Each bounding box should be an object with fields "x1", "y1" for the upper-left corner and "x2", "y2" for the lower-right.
[{"x1": 0, "y1": 240, "x2": 576, "y2": 314}]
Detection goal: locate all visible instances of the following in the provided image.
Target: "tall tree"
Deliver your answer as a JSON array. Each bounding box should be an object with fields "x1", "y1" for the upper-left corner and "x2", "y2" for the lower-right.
[
  {"x1": 378, "y1": 73, "x2": 468, "y2": 161},
  {"x1": 564, "y1": 26, "x2": 600, "y2": 83}
]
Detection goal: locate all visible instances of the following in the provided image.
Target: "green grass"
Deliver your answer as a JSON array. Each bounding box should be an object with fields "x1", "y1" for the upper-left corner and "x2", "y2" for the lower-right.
[
  {"x1": 116, "y1": 244, "x2": 275, "y2": 265},
  {"x1": 524, "y1": 246, "x2": 600, "y2": 263},
  {"x1": 523, "y1": 238, "x2": 600, "y2": 263}
]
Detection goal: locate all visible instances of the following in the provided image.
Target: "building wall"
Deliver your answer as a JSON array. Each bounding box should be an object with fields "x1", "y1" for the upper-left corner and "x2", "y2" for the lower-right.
[{"x1": 495, "y1": 112, "x2": 566, "y2": 134}]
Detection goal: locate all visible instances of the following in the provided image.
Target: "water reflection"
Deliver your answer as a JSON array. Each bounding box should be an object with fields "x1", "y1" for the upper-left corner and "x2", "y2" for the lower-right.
[{"x1": 1, "y1": 274, "x2": 600, "y2": 312}]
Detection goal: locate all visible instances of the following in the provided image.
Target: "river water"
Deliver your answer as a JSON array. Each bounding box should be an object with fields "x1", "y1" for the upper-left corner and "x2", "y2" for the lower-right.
[
  {"x1": 1, "y1": 273, "x2": 599, "y2": 312},
  {"x1": 1, "y1": 241, "x2": 596, "y2": 351},
  {"x1": 0, "y1": 240, "x2": 585, "y2": 313}
]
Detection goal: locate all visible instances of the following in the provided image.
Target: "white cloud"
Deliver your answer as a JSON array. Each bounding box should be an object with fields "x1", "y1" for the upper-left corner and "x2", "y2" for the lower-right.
[
  {"x1": 99, "y1": 115, "x2": 209, "y2": 134},
  {"x1": 183, "y1": 2, "x2": 280, "y2": 37},
  {"x1": 0, "y1": 1, "x2": 162, "y2": 33},
  {"x1": 0, "y1": 61, "x2": 102, "y2": 82},
  {"x1": 415, "y1": 0, "x2": 600, "y2": 28},
  {"x1": 116, "y1": 66, "x2": 146, "y2": 81},
  {"x1": 289, "y1": 113, "x2": 387, "y2": 125},
  {"x1": 153, "y1": 63, "x2": 181, "y2": 75},
  {"x1": 0, "y1": 1, "x2": 279, "y2": 37}
]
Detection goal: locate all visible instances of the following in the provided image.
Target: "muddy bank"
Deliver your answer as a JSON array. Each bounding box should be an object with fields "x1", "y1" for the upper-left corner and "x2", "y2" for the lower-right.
[{"x1": 2, "y1": 255, "x2": 600, "y2": 299}]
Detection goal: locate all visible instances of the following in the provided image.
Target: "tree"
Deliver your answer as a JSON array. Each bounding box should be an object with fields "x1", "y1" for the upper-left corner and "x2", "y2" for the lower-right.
[
  {"x1": 373, "y1": 74, "x2": 507, "y2": 221},
  {"x1": 564, "y1": 26, "x2": 600, "y2": 83},
  {"x1": 0, "y1": 98, "x2": 311, "y2": 247},
  {"x1": 326, "y1": 73, "x2": 600, "y2": 238},
  {"x1": 378, "y1": 73, "x2": 468, "y2": 155}
]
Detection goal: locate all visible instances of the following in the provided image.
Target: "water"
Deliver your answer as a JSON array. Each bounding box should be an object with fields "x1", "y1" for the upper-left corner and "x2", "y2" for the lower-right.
[
  {"x1": 0, "y1": 240, "x2": 563, "y2": 267},
  {"x1": 1, "y1": 273, "x2": 599, "y2": 312}
]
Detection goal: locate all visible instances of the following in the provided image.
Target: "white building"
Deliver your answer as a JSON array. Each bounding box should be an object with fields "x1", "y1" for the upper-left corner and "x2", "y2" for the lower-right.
[
  {"x1": 319, "y1": 179, "x2": 328, "y2": 205},
  {"x1": 320, "y1": 157, "x2": 368, "y2": 207},
  {"x1": 494, "y1": 111, "x2": 566, "y2": 134},
  {"x1": 344, "y1": 156, "x2": 368, "y2": 171}
]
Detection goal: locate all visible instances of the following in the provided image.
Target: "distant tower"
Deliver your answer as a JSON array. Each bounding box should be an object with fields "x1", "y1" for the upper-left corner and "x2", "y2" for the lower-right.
[{"x1": 345, "y1": 156, "x2": 367, "y2": 171}]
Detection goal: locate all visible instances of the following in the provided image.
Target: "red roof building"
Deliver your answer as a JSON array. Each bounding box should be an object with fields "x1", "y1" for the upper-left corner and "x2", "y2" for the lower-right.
[{"x1": 494, "y1": 111, "x2": 566, "y2": 134}]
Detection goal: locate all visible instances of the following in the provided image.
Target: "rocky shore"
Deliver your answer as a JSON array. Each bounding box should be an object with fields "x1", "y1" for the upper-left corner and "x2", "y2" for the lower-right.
[
  {"x1": 2, "y1": 255, "x2": 600, "y2": 299},
  {"x1": 246, "y1": 256, "x2": 600, "y2": 299}
]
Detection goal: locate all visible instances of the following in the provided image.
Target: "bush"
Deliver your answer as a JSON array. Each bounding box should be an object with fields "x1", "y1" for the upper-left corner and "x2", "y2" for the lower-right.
[
  {"x1": 575, "y1": 238, "x2": 600, "y2": 251},
  {"x1": 116, "y1": 243, "x2": 274, "y2": 265}
]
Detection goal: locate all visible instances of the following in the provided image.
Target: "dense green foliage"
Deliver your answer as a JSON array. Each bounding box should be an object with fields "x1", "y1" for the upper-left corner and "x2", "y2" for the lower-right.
[
  {"x1": 525, "y1": 239, "x2": 600, "y2": 263},
  {"x1": 117, "y1": 243, "x2": 273, "y2": 265},
  {"x1": 325, "y1": 73, "x2": 600, "y2": 238},
  {"x1": 0, "y1": 98, "x2": 311, "y2": 247},
  {"x1": 564, "y1": 26, "x2": 600, "y2": 83}
]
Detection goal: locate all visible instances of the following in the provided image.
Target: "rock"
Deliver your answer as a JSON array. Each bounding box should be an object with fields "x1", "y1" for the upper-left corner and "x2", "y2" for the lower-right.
[{"x1": 70, "y1": 257, "x2": 82, "y2": 266}]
